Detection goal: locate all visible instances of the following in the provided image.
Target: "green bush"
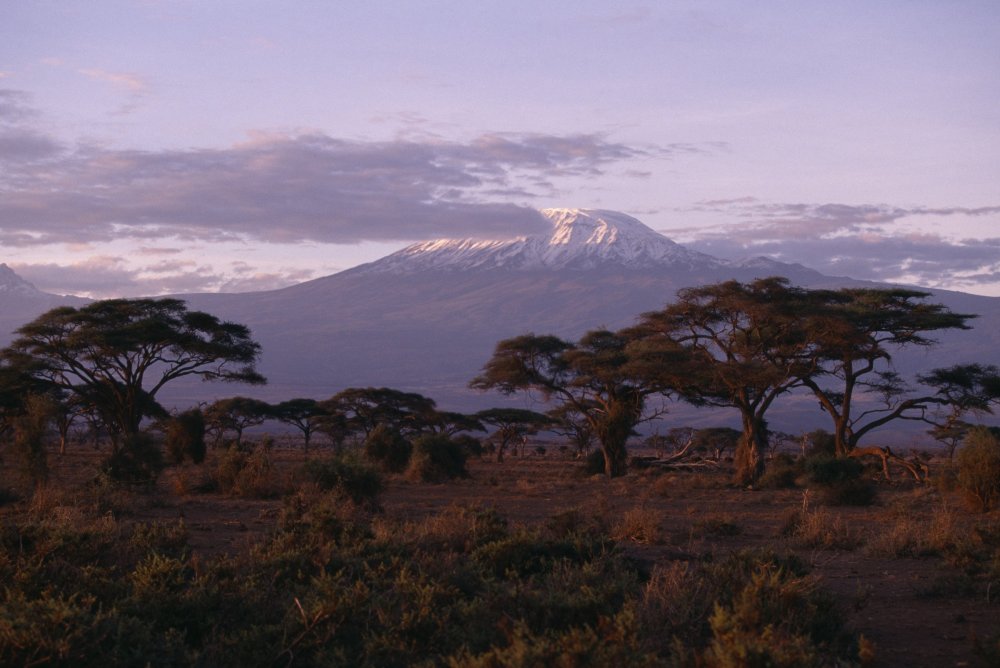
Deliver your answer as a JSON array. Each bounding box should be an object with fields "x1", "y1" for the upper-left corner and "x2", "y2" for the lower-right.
[
  {"x1": 214, "y1": 443, "x2": 275, "y2": 498},
  {"x1": 804, "y1": 429, "x2": 836, "y2": 458},
  {"x1": 303, "y1": 454, "x2": 383, "y2": 509},
  {"x1": 452, "y1": 433, "x2": 485, "y2": 458},
  {"x1": 758, "y1": 453, "x2": 801, "y2": 489},
  {"x1": 363, "y1": 424, "x2": 412, "y2": 473},
  {"x1": 406, "y1": 433, "x2": 469, "y2": 482},
  {"x1": 0, "y1": 501, "x2": 864, "y2": 666},
  {"x1": 163, "y1": 409, "x2": 207, "y2": 465},
  {"x1": 103, "y1": 432, "x2": 164, "y2": 484},
  {"x1": 10, "y1": 394, "x2": 53, "y2": 489},
  {"x1": 956, "y1": 426, "x2": 1000, "y2": 511},
  {"x1": 804, "y1": 454, "x2": 875, "y2": 506}
]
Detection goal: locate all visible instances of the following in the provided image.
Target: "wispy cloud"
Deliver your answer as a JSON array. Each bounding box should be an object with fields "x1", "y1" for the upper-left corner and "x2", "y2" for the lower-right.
[
  {"x1": 78, "y1": 68, "x2": 147, "y2": 93},
  {"x1": 11, "y1": 256, "x2": 319, "y2": 299},
  {"x1": 669, "y1": 199, "x2": 1000, "y2": 292},
  {"x1": 78, "y1": 68, "x2": 148, "y2": 114}
]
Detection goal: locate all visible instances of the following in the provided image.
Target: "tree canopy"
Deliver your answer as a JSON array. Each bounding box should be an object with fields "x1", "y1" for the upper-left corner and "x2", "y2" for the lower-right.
[
  {"x1": 796, "y1": 288, "x2": 982, "y2": 454},
  {"x1": 2, "y1": 298, "x2": 265, "y2": 447},
  {"x1": 633, "y1": 278, "x2": 828, "y2": 484},
  {"x1": 471, "y1": 329, "x2": 684, "y2": 476},
  {"x1": 321, "y1": 387, "x2": 439, "y2": 441}
]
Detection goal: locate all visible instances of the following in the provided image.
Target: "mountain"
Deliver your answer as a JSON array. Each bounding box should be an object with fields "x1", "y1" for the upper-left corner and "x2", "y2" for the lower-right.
[
  {"x1": 2, "y1": 210, "x2": 997, "y2": 441},
  {"x1": 173, "y1": 210, "x2": 830, "y2": 394},
  {"x1": 354, "y1": 208, "x2": 726, "y2": 273},
  {"x1": 0, "y1": 264, "x2": 89, "y2": 342},
  {"x1": 168, "y1": 209, "x2": 1000, "y2": 442}
]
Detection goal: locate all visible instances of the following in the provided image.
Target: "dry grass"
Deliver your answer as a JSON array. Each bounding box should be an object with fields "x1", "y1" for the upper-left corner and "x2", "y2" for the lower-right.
[
  {"x1": 782, "y1": 493, "x2": 862, "y2": 550},
  {"x1": 611, "y1": 505, "x2": 666, "y2": 544}
]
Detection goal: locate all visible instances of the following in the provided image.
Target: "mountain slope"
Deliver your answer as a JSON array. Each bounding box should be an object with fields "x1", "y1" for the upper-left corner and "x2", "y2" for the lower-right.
[
  {"x1": 0, "y1": 264, "x2": 89, "y2": 342},
  {"x1": 173, "y1": 210, "x2": 1000, "y2": 442},
  {"x1": 2, "y1": 210, "x2": 996, "y2": 442}
]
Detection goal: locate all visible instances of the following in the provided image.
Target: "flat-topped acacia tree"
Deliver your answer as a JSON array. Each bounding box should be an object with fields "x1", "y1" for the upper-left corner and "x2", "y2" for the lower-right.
[
  {"x1": 796, "y1": 287, "x2": 984, "y2": 456},
  {"x1": 633, "y1": 278, "x2": 831, "y2": 486},
  {"x1": 2, "y1": 298, "x2": 265, "y2": 451},
  {"x1": 471, "y1": 329, "x2": 685, "y2": 477}
]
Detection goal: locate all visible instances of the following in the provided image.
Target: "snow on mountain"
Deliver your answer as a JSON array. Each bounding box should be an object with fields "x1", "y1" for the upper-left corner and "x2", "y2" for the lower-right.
[
  {"x1": 0, "y1": 263, "x2": 45, "y2": 298},
  {"x1": 0, "y1": 264, "x2": 90, "y2": 344},
  {"x1": 349, "y1": 208, "x2": 725, "y2": 274}
]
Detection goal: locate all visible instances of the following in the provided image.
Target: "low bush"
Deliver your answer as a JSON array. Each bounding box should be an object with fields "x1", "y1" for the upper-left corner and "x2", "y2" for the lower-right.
[
  {"x1": 956, "y1": 426, "x2": 1000, "y2": 511},
  {"x1": 163, "y1": 409, "x2": 207, "y2": 465},
  {"x1": 102, "y1": 432, "x2": 164, "y2": 485},
  {"x1": 612, "y1": 507, "x2": 666, "y2": 544},
  {"x1": 363, "y1": 424, "x2": 412, "y2": 473},
  {"x1": 637, "y1": 549, "x2": 857, "y2": 664},
  {"x1": 214, "y1": 442, "x2": 276, "y2": 498},
  {"x1": 0, "y1": 498, "x2": 865, "y2": 667},
  {"x1": 804, "y1": 454, "x2": 876, "y2": 506},
  {"x1": 405, "y1": 433, "x2": 469, "y2": 482},
  {"x1": 452, "y1": 433, "x2": 485, "y2": 458},
  {"x1": 302, "y1": 454, "x2": 383, "y2": 509},
  {"x1": 581, "y1": 449, "x2": 606, "y2": 476},
  {"x1": 758, "y1": 453, "x2": 801, "y2": 489}
]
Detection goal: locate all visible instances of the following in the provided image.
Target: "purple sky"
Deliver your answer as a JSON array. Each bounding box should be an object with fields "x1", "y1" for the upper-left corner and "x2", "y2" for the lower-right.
[{"x1": 2, "y1": 1, "x2": 999, "y2": 297}]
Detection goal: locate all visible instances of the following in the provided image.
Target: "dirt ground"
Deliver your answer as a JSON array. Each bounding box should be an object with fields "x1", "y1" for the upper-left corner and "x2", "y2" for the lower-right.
[{"x1": 7, "y1": 444, "x2": 1000, "y2": 668}]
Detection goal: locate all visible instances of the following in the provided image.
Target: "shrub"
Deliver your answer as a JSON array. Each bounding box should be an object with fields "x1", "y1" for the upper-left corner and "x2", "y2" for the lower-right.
[
  {"x1": 303, "y1": 454, "x2": 383, "y2": 509},
  {"x1": 804, "y1": 429, "x2": 836, "y2": 458},
  {"x1": 612, "y1": 507, "x2": 665, "y2": 544},
  {"x1": 956, "y1": 426, "x2": 1000, "y2": 511},
  {"x1": 758, "y1": 453, "x2": 801, "y2": 489},
  {"x1": 103, "y1": 432, "x2": 164, "y2": 484},
  {"x1": 804, "y1": 454, "x2": 876, "y2": 506},
  {"x1": 363, "y1": 424, "x2": 412, "y2": 473},
  {"x1": 451, "y1": 433, "x2": 484, "y2": 458},
  {"x1": 581, "y1": 449, "x2": 606, "y2": 476},
  {"x1": 705, "y1": 568, "x2": 841, "y2": 667},
  {"x1": 163, "y1": 409, "x2": 207, "y2": 465},
  {"x1": 405, "y1": 433, "x2": 469, "y2": 482},
  {"x1": 10, "y1": 394, "x2": 54, "y2": 489},
  {"x1": 214, "y1": 443, "x2": 275, "y2": 498}
]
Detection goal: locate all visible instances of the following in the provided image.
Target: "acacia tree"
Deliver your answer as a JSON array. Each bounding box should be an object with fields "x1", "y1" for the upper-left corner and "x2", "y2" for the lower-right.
[
  {"x1": 2, "y1": 298, "x2": 265, "y2": 453},
  {"x1": 272, "y1": 398, "x2": 327, "y2": 452},
  {"x1": 797, "y1": 288, "x2": 997, "y2": 457},
  {"x1": 474, "y1": 408, "x2": 553, "y2": 462},
  {"x1": 204, "y1": 396, "x2": 272, "y2": 449},
  {"x1": 471, "y1": 329, "x2": 682, "y2": 477},
  {"x1": 426, "y1": 411, "x2": 486, "y2": 438},
  {"x1": 547, "y1": 404, "x2": 596, "y2": 457},
  {"x1": 323, "y1": 387, "x2": 439, "y2": 440},
  {"x1": 633, "y1": 278, "x2": 829, "y2": 486}
]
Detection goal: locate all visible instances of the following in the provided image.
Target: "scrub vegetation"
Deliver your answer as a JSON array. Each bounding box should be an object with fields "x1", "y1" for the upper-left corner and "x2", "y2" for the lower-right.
[{"x1": 2, "y1": 279, "x2": 1000, "y2": 666}]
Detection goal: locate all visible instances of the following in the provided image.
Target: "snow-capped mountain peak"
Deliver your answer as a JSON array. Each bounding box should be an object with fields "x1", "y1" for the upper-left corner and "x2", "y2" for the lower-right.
[
  {"x1": 0, "y1": 263, "x2": 43, "y2": 297},
  {"x1": 350, "y1": 208, "x2": 723, "y2": 274}
]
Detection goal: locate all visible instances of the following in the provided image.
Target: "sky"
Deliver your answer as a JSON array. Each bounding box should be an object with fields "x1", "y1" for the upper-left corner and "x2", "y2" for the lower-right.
[{"x1": 2, "y1": 0, "x2": 999, "y2": 298}]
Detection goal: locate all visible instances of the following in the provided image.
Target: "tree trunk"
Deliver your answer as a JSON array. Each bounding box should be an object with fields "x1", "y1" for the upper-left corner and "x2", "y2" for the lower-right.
[
  {"x1": 601, "y1": 440, "x2": 628, "y2": 477},
  {"x1": 733, "y1": 416, "x2": 766, "y2": 486}
]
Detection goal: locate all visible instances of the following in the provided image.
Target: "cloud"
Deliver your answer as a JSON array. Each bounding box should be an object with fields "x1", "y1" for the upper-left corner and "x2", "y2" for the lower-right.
[
  {"x1": 78, "y1": 68, "x2": 148, "y2": 114},
  {"x1": 0, "y1": 89, "x2": 37, "y2": 124},
  {"x1": 0, "y1": 89, "x2": 65, "y2": 164},
  {"x1": 0, "y1": 130, "x2": 677, "y2": 246},
  {"x1": 672, "y1": 199, "x2": 1000, "y2": 292},
  {"x1": 78, "y1": 68, "x2": 147, "y2": 93},
  {"x1": 11, "y1": 256, "x2": 319, "y2": 299}
]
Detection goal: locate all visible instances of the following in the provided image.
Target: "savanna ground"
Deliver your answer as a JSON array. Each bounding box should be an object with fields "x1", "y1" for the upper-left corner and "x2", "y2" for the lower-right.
[{"x1": 3, "y1": 437, "x2": 1000, "y2": 667}]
